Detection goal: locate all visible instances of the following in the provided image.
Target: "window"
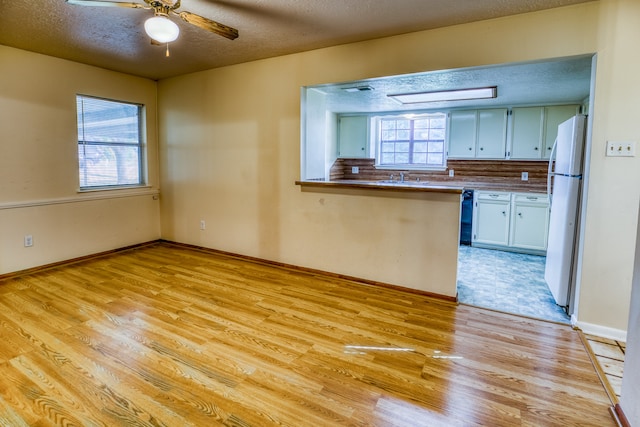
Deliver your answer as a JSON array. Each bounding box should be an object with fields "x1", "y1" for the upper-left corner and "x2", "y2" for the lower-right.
[
  {"x1": 377, "y1": 113, "x2": 446, "y2": 168},
  {"x1": 76, "y1": 95, "x2": 144, "y2": 189}
]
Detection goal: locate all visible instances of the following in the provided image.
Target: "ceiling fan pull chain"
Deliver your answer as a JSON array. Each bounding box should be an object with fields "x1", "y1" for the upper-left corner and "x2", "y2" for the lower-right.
[{"x1": 166, "y1": 43, "x2": 170, "y2": 57}]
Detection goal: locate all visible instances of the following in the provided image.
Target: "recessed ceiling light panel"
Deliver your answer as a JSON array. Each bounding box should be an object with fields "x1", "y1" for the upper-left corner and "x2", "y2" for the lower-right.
[{"x1": 388, "y1": 86, "x2": 497, "y2": 104}]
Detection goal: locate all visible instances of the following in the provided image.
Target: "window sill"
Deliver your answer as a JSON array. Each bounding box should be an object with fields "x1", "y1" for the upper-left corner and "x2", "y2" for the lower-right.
[{"x1": 77, "y1": 185, "x2": 153, "y2": 194}]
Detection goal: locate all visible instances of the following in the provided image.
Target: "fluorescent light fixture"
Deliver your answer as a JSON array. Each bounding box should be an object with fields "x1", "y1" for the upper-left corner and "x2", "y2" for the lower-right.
[
  {"x1": 388, "y1": 86, "x2": 497, "y2": 104},
  {"x1": 144, "y1": 15, "x2": 180, "y2": 43}
]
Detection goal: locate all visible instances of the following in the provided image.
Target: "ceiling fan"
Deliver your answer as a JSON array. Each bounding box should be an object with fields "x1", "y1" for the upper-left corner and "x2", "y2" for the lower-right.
[{"x1": 65, "y1": 0, "x2": 239, "y2": 45}]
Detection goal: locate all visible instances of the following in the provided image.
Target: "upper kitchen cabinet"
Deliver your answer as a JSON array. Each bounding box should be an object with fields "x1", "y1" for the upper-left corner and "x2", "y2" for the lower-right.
[
  {"x1": 542, "y1": 105, "x2": 581, "y2": 159},
  {"x1": 448, "y1": 110, "x2": 476, "y2": 158},
  {"x1": 509, "y1": 107, "x2": 544, "y2": 159},
  {"x1": 448, "y1": 108, "x2": 507, "y2": 159},
  {"x1": 510, "y1": 105, "x2": 580, "y2": 159},
  {"x1": 338, "y1": 115, "x2": 369, "y2": 158},
  {"x1": 477, "y1": 109, "x2": 508, "y2": 158}
]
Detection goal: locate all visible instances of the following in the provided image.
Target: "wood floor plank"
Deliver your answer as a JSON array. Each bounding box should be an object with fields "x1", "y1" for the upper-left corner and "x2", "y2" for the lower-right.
[{"x1": 0, "y1": 242, "x2": 615, "y2": 426}]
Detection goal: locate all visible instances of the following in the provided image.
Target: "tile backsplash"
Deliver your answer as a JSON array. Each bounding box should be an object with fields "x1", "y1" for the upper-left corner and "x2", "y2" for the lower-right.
[{"x1": 331, "y1": 158, "x2": 549, "y2": 192}]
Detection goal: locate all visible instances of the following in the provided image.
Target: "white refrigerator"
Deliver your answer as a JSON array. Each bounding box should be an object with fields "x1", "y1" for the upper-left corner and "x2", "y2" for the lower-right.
[{"x1": 545, "y1": 115, "x2": 587, "y2": 309}]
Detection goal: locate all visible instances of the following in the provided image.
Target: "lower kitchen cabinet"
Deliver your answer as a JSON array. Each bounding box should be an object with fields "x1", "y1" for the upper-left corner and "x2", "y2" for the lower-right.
[
  {"x1": 472, "y1": 191, "x2": 549, "y2": 254},
  {"x1": 510, "y1": 193, "x2": 550, "y2": 251},
  {"x1": 473, "y1": 192, "x2": 511, "y2": 246}
]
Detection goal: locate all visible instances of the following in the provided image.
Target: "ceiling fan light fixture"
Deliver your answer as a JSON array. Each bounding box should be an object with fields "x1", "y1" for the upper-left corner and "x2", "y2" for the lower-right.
[{"x1": 144, "y1": 15, "x2": 180, "y2": 43}]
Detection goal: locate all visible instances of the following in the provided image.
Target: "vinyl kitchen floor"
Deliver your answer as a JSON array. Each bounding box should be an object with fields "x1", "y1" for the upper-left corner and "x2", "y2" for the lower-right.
[{"x1": 457, "y1": 245, "x2": 571, "y2": 324}]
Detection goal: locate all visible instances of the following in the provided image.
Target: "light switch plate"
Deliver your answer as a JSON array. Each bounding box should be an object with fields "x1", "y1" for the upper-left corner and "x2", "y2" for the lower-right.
[
  {"x1": 352, "y1": 166, "x2": 359, "y2": 174},
  {"x1": 606, "y1": 141, "x2": 636, "y2": 157},
  {"x1": 521, "y1": 172, "x2": 528, "y2": 181}
]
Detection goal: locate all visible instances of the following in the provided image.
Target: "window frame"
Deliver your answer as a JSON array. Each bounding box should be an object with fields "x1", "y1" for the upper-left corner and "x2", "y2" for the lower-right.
[
  {"x1": 373, "y1": 112, "x2": 448, "y2": 171},
  {"x1": 76, "y1": 94, "x2": 146, "y2": 191}
]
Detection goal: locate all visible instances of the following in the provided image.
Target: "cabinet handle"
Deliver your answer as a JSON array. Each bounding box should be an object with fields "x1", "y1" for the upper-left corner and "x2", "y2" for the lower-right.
[
  {"x1": 502, "y1": 211, "x2": 506, "y2": 216},
  {"x1": 534, "y1": 147, "x2": 539, "y2": 151},
  {"x1": 548, "y1": 146, "x2": 552, "y2": 150},
  {"x1": 526, "y1": 196, "x2": 538, "y2": 200},
  {"x1": 468, "y1": 147, "x2": 472, "y2": 151},
  {"x1": 518, "y1": 212, "x2": 523, "y2": 217},
  {"x1": 480, "y1": 147, "x2": 484, "y2": 151}
]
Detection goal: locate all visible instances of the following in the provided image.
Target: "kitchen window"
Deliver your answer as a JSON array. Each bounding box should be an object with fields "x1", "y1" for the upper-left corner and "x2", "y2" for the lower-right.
[
  {"x1": 76, "y1": 95, "x2": 145, "y2": 190},
  {"x1": 376, "y1": 113, "x2": 446, "y2": 169}
]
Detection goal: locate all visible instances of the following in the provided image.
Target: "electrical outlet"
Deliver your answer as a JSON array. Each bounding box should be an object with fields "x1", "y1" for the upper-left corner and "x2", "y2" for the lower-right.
[
  {"x1": 606, "y1": 141, "x2": 636, "y2": 157},
  {"x1": 200, "y1": 220, "x2": 206, "y2": 230},
  {"x1": 351, "y1": 166, "x2": 359, "y2": 174},
  {"x1": 521, "y1": 172, "x2": 529, "y2": 181},
  {"x1": 24, "y1": 235, "x2": 33, "y2": 247},
  {"x1": 448, "y1": 169, "x2": 454, "y2": 177}
]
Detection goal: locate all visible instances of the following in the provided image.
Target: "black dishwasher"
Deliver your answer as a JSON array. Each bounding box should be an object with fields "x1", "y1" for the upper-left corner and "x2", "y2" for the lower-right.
[{"x1": 460, "y1": 189, "x2": 474, "y2": 246}]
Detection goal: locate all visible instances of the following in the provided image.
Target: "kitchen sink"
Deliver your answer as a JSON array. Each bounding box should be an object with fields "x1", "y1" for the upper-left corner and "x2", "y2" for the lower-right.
[{"x1": 377, "y1": 180, "x2": 430, "y2": 185}]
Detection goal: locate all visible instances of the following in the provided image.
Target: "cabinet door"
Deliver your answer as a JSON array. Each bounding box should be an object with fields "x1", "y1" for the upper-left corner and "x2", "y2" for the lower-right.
[
  {"x1": 338, "y1": 116, "x2": 368, "y2": 158},
  {"x1": 510, "y1": 107, "x2": 544, "y2": 159},
  {"x1": 473, "y1": 193, "x2": 511, "y2": 246},
  {"x1": 510, "y1": 194, "x2": 550, "y2": 251},
  {"x1": 448, "y1": 110, "x2": 477, "y2": 158},
  {"x1": 476, "y1": 108, "x2": 507, "y2": 158},
  {"x1": 542, "y1": 105, "x2": 580, "y2": 159}
]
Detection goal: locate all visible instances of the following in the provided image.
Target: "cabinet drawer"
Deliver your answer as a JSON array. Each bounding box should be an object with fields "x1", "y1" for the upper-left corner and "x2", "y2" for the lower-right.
[
  {"x1": 513, "y1": 193, "x2": 549, "y2": 204},
  {"x1": 477, "y1": 192, "x2": 510, "y2": 202}
]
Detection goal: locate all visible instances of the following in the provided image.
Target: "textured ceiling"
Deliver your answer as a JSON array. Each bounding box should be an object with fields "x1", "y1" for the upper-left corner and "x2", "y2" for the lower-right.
[
  {"x1": 0, "y1": 0, "x2": 593, "y2": 80},
  {"x1": 314, "y1": 55, "x2": 594, "y2": 113}
]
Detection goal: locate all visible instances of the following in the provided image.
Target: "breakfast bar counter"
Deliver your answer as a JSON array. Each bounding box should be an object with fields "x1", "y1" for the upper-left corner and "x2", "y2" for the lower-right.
[
  {"x1": 295, "y1": 180, "x2": 464, "y2": 194},
  {"x1": 294, "y1": 178, "x2": 463, "y2": 299}
]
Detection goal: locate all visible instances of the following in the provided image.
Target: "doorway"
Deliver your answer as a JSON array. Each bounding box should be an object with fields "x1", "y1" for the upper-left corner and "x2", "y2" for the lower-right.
[{"x1": 457, "y1": 245, "x2": 570, "y2": 323}]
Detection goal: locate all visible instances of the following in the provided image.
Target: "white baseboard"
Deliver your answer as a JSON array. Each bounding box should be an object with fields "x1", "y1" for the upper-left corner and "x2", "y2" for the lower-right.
[{"x1": 572, "y1": 316, "x2": 628, "y2": 342}]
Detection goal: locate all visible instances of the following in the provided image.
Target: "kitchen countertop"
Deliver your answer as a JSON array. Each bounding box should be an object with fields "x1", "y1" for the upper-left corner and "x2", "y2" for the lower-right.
[
  {"x1": 296, "y1": 179, "x2": 546, "y2": 194},
  {"x1": 296, "y1": 180, "x2": 464, "y2": 194}
]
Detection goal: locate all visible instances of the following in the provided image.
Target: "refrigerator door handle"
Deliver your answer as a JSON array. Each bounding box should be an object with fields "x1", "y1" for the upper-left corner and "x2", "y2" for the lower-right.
[{"x1": 547, "y1": 137, "x2": 558, "y2": 208}]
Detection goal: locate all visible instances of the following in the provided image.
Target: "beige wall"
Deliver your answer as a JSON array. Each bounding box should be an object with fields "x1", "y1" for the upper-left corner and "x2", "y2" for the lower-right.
[
  {"x1": 158, "y1": 1, "x2": 640, "y2": 333},
  {"x1": 0, "y1": 46, "x2": 161, "y2": 273},
  {"x1": 576, "y1": 0, "x2": 640, "y2": 335},
  {"x1": 158, "y1": 60, "x2": 462, "y2": 296}
]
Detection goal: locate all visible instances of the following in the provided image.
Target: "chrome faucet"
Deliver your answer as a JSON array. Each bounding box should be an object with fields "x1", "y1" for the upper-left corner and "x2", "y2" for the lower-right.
[{"x1": 400, "y1": 172, "x2": 405, "y2": 182}]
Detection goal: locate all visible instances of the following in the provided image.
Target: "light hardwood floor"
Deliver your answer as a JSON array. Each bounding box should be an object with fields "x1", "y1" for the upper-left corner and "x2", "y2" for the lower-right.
[
  {"x1": 585, "y1": 334, "x2": 626, "y2": 400},
  {"x1": 0, "y1": 242, "x2": 615, "y2": 426}
]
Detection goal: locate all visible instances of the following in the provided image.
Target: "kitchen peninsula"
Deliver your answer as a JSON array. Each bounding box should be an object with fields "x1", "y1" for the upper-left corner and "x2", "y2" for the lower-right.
[
  {"x1": 296, "y1": 175, "x2": 463, "y2": 301},
  {"x1": 295, "y1": 179, "x2": 464, "y2": 194}
]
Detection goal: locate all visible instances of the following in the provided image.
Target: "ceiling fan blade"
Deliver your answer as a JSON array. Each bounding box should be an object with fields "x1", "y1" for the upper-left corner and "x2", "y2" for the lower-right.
[
  {"x1": 174, "y1": 10, "x2": 238, "y2": 40},
  {"x1": 65, "y1": 0, "x2": 148, "y2": 9}
]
